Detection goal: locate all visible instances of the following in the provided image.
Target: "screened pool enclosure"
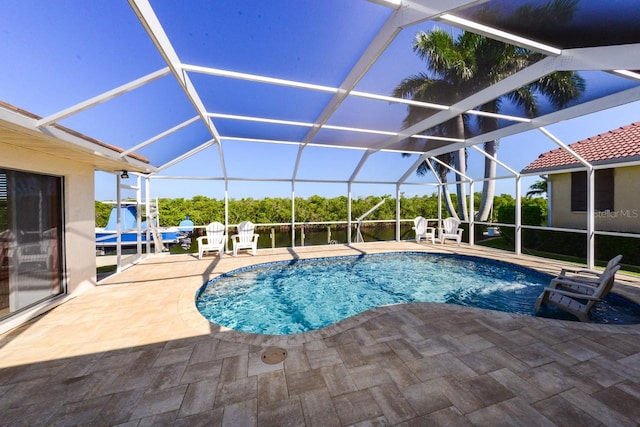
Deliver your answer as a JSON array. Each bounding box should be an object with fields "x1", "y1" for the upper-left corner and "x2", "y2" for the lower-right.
[{"x1": 2, "y1": 0, "x2": 640, "y2": 275}]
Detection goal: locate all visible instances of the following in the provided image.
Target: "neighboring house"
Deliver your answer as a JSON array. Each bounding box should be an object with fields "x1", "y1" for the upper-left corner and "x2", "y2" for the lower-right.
[
  {"x1": 0, "y1": 101, "x2": 151, "y2": 333},
  {"x1": 522, "y1": 122, "x2": 640, "y2": 233}
]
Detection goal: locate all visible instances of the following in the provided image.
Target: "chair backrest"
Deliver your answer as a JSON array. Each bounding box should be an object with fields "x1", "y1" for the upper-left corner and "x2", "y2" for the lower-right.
[
  {"x1": 205, "y1": 222, "x2": 225, "y2": 244},
  {"x1": 442, "y1": 217, "x2": 460, "y2": 233},
  {"x1": 0, "y1": 229, "x2": 15, "y2": 265},
  {"x1": 237, "y1": 221, "x2": 255, "y2": 243},
  {"x1": 414, "y1": 216, "x2": 426, "y2": 234},
  {"x1": 605, "y1": 254, "x2": 623, "y2": 271},
  {"x1": 594, "y1": 264, "x2": 621, "y2": 298},
  {"x1": 576, "y1": 264, "x2": 621, "y2": 317}
]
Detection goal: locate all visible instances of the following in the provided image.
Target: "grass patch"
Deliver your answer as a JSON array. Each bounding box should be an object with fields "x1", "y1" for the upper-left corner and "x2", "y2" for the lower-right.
[
  {"x1": 169, "y1": 244, "x2": 197, "y2": 255},
  {"x1": 96, "y1": 264, "x2": 117, "y2": 282},
  {"x1": 476, "y1": 237, "x2": 513, "y2": 252},
  {"x1": 477, "y1": 237, "x2": 640, "y2": 275},
  {"x1": 97, "y1": 265, "x2": 116, "y2": 274}
]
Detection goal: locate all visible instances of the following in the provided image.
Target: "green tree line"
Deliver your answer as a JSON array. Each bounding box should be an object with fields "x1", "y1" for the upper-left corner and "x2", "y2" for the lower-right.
[{"x1": 95, "y1": 193, "x2": 540, "y2": 228}]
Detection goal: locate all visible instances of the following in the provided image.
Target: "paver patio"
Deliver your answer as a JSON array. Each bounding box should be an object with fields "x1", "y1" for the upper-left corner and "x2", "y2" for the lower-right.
[{"x1": 2, "y1": 242, "x2": 640, "y2": 426}]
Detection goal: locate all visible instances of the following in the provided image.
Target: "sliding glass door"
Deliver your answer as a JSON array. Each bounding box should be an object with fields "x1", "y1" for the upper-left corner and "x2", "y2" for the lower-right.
[{"x1": 0, "y1": 168, "x2": 64, "y2": 319}]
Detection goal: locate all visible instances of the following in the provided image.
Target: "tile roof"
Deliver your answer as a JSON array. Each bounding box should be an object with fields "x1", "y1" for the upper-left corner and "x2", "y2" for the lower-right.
[{"x1": 522, "y1": 121, "x2": 640, "y2": 173}]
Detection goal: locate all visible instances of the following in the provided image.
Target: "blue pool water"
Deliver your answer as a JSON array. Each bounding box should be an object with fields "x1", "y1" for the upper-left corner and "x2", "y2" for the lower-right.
[{"x1": 195, "y1": 253, "x2": 640, "y2": 334}]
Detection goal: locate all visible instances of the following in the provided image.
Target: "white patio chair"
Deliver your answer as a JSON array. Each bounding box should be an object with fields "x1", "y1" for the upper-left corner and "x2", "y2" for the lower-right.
[
  {"x1": 232, "y1": 221, "x2": 259, "y2": 256},
  {"x1": 413, "y1": 216, "x2": 435, "y2": 244},
  {"x1": 439, "y1": 217, "x2": 463, "y2": 246},
  {"x1": 197, "y1": 222, "x2": 226, "y2": 259},
  {"x1": 0, "y1": 229, "x2": 15, "y2": 275}
]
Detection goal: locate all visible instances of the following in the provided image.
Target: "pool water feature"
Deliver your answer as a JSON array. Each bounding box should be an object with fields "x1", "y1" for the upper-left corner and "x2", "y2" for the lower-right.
[{"x1": 195, "y1": 253, "x2": 640, "y2": 335}]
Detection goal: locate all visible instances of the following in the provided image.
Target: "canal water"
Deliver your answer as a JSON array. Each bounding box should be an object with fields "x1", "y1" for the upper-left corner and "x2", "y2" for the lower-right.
[
  {"x1": 99, "y1": 224, "x2": 417, "y2": 256},
  {"x1": 252, "y1": 223, "x2": 416, "y2": 248}
]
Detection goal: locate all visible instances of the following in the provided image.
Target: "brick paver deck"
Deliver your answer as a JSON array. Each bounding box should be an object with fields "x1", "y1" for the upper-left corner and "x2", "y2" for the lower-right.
[{"x1": 2, "y1": 242, "x2": 640, "y2": 426}]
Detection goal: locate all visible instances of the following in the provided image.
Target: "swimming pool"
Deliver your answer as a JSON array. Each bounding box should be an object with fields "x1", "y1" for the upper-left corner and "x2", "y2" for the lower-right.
[{"x1": 195, "y1": 252, "x2": 640, "y2": 334}]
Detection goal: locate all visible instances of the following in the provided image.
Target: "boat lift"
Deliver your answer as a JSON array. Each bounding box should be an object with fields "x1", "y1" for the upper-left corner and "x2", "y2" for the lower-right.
[
  {"x1": 354, "y1": 198, "x2": 385, "y2": 243},
  {"x1": 145, "y1": 203, "x2": 166, "y2": 253}
]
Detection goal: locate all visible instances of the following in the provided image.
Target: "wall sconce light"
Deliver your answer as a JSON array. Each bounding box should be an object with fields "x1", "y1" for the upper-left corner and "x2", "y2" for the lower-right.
[{"x1": 120, "y1": 170, "x2": 129, "y2": 179}]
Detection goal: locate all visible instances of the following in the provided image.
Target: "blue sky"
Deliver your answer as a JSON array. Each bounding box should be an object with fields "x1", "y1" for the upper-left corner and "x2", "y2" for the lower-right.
[{"x1": 2, "y1": 1, "x2": 639, "y2": 202}]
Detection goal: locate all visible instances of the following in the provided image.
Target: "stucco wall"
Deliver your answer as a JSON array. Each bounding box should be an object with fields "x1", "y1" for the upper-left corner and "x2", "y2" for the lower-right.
[
  {"x1": 0, "y1": 141, "x2": 96, "y2": 296},
  {"x1": 550, "y1": 166, "x2": 640, "y2": 232}
]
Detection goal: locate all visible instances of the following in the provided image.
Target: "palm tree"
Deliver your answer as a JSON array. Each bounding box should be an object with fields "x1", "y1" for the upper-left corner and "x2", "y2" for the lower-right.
[
  {"x1": 473, "y1": 50, "x2": 584, "y2": 220},
  {"x1": 408, "y1": 150, "x2": 459, "y2": 219},
  {"x1": 526, "y1": 178, "x2": 548, "y2": 198},
  {"x1": 393, "y1": 0, "x2": 584, "y2": 221},
  {"x1": 393, "y1": 29, "x2": 473, "y2": 220}
]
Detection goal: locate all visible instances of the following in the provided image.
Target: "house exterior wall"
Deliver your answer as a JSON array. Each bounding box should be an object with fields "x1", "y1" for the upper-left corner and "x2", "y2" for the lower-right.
[
  {"x1": 550, "y1": 165, "x2": 640, "y2": 232},
  {"x1": 0, "y1": 140, "x2": 96, "y2": 297}
]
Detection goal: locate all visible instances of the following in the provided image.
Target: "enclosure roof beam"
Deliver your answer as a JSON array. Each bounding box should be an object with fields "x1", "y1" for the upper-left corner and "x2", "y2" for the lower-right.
[
  {"x1": 420, "y1": 44, "x2": 640, "y2": 156},
  {"x1": 404, "y1": 57, "x2": 559, "y2": 146},
  {"x1": 462, "y1": 85, "x2": 640, "y2": 151},
  {"x1": 358, "y1": 56, "x2": 559, "y2": 161},
  {"x1": 291, "y1": 7, "x2": 414, "y2": 183},
  {"x1": 36, "y1": 68, "x2": 170, "y2": 127},
  {"x1": 429, "y1": 156, "x2": 473, "y2": 182},
  {"x1": 555, "y1": 43, "x2": 640, "y2": 72},
  {"x1": 538, "y1": 127, "x2": 592, "y2": 170},
  {"x1": 220, "y1": 136, "x2": 426, "y2": 156},
  {"x1": 425, "y1": 160, "x2": 443, "y2": 186},
  {"x1": 1, "y1": 103, "x2": 156, "y2": 172},
  {"x1": 397, "y1": 154, "x2": 428, "y2": 186},
  {"x1": 186, "y1": 64, "x2": 450, "y2": 112},
  {"x1": 470, "y1": 145, "x2": 519, "y2": 177},
  {"x1": 349, "y1": 151, "x2": 374, "y2": 183},
  {"x1": 438, "y1": 13, "x2": 561, "y2": 56},
  {"x1": 293, "y1": 0, "x2": 484, "y2": 183},
  {"x1": 155, "y1": 140, "x2": 215, "y2": 172},
  {"x1": 128, "y1": 0, "x2": 227, "y2": 181},
  {"x1": 120, "y1": 116, "x2": 199, "y2": 158}
]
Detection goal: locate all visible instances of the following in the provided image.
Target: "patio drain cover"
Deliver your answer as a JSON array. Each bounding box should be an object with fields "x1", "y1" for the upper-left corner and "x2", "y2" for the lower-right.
[{"x1": 261, "y1": 347, "x2": 287, "y2": 364}]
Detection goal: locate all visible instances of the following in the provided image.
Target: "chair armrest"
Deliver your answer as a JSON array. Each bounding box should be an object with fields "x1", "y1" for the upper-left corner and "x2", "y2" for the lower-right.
[
  {"x1": 253, "y1": 233, "x2": 260, "y2": 240},
  {"x1": 196, "y1": 236, "x2": 207, "y2": 244},
  {"x1": 551, "y1": 276, "x2": 596, "y2": 287},
  {"x1": 231, "y1": 234, "x2": 239, "y2": 242},
  {"x1": 543, "y1": 287, "x2": 601, "y2": 301},
  {"x1": 559, "y1": 267, "x2": 599, "y2": 277},
  {"x1": 425, "y1": 227, "x2": 435, "y2": 233},
  {"x1": 551, "y1": 275, "x2": 598, "y2": 288}
]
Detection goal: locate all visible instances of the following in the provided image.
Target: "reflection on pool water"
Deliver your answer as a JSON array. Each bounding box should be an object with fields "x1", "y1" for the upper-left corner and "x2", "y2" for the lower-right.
[{"x1": 195, "y1": 252, "x2": 640, "y2": 335}]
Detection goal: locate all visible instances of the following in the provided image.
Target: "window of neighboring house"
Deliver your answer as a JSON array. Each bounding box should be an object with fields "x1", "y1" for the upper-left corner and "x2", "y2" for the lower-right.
[{"x1": 570, "y1": 169, "x2": 614, "y2": 212}]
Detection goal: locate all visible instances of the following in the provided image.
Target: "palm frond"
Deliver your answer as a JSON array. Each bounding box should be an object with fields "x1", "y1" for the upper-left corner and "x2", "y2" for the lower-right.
[{"x1": 532, "y1": 71, "x2": 586, "y2": 108}]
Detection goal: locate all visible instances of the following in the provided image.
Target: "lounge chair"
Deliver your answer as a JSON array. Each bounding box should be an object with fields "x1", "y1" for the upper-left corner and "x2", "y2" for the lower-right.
[
  {"x1": 534, "y1": 264, "x2": 620, "y2": 322},
  {"x1": 197, "y1": 222, "x2": 226, "y2": 259},
  {"x1": 413, "y1": 216, "x2": 435, "y2": 244},
  {"x1": 549, "y1": 255, "x2": 622, "y2": 299},
  {"x1": 232, "y1": 221, "x2": 259, "y2": 256},
  {"x1": 439, "y1": 217, "x2": 463, "y2": 246}
]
